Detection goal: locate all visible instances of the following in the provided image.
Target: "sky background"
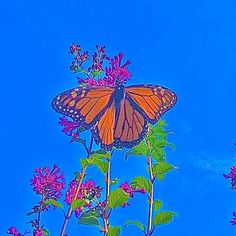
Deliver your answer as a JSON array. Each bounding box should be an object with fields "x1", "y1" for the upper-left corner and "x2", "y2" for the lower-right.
[{"x1": 0, "y1": 0, "x2": 236, "y2": 235}]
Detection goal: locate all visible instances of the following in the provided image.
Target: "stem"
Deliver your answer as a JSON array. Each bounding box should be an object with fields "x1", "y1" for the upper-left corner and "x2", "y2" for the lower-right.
[
  {"x1": 103, "y1": 153, "x2": 112, "y2": 235},
  {"x1": 147, "y1": 155, "x2": 154, "y2": 236},
  {"x1": 59, "y1": 136, "x2": 93, "y2": 236},
  {"x1": 146, "y1": 141, "x2": 154, "y2": 236}
]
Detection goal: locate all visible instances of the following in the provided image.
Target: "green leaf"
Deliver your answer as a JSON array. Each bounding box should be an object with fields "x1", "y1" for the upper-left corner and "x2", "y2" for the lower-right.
[
  {"x1": 153, "y1": 200, "x2": 163, "y2": 211},
  {"x1": 110, "y1": 178, "x2": 119, "y2": 185},
  {"x1": 131, "y1": 176, "x2": 151, "y2": 193},
  {"x1": 152, "y1": 149, "x2": 165, "y2": 162},
  {"x1": 90, "y1": 151, "x2": 110, "y2": 159},
  {"x1": 71, "y1": 199, "x2": 87, "y2": 210},
  {"x1": 124, "y1": 220, "x2": 146, "y2": 231},
  {"x1": 168, "y1": 142, "x2": 176, "y2": 151},
  {"x1": 80, "y1": 158, "x2": 89, "y2": 168},
  {"x1": 157, "y1": 120, "x2": 167, "y2": 127},
  {"x1": 125, "y1": 142, "x2": 150, "y2": 159},
  {"x1": 107, "y1": 226, "x2": 121, "y2": 236},
  {"x1": 152, "y1": 162, "x2": 173, "y2": 181},
  {"x1": 78, "y1": 209, "x2": 100, "y2": 225},
  {"x1": 92, "y1": 158, "x2": 108, "y2": 173},
  {"x1": 152, "y1": 126, "x2": 168, "y2": 139},
  {"x1": 108, "y1": 189, "x2": 129, "y2": 208},
  {"x1": 43, "y1": 199, "x2": 63, "y2": 209},
  {"x1": 42, "y1": 229, "x2": 49, "y2": 236},
  {"x1": 153, "y1": 211, "x2": 176, "y2": 226}
]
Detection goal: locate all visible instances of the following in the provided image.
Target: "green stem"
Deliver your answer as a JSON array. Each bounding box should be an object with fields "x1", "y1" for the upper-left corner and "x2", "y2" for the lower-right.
[{"x1": 59, "y1": 136, "x2": 93, "y2": 236}]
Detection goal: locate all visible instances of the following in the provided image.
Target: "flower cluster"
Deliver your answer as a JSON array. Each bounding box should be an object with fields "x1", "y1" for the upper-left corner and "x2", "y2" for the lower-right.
[
  {"x1": 7, "y1": 227, "x2": 29, "y2": 236},
  {"x1": 31, "y1": 165, "x2": 65, "y2": 201},
  {"x1": 223, "y1": 166, "x2": 236, "y2": 189},
  {"x1": 65, "y1": 179, "x2": 102, "y2": 216},
  {"x1": 69, "y1": 43, "x2": 131, "y2": 87},
  {"x1": 59, "y1": 117, "x2": 81, "y2": 141}
]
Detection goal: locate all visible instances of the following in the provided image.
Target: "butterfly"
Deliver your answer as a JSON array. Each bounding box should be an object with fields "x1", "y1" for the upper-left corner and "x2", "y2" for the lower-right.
[{"x1": 52, "y1": 82, "x2": 177, "y2": 150}]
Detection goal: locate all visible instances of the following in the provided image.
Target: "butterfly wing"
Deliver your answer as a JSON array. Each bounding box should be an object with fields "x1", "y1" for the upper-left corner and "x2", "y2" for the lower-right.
[
  {"x1": 52, "y1": 86, "x2": 115, "y2": 129},
  {"x1": 125, "y1": 84, "x2": 177, "y2": 124}
]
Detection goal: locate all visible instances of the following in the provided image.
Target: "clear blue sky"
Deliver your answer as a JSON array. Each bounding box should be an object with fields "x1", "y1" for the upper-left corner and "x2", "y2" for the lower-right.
[{"x1": 0, "y1": 0, "x2": 236, "y2": 235}]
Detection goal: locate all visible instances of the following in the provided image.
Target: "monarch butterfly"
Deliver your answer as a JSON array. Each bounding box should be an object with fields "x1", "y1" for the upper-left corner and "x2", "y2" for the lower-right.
[{"x1": 52, "y1": 81, "x2": 177, "y2": 150}]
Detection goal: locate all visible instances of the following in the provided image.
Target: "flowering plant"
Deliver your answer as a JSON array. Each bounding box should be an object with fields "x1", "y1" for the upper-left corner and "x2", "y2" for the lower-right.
[{"x1": 7, "y1": 44, "x2": 177, "y2": 236}]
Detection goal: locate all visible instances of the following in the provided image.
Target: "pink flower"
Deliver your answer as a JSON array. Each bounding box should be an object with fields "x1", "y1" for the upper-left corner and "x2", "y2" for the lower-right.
[
  {"x1": 7, "y1": 227, "x2": 30, "y2": 236},
  {"x1": 65, "y1": 179, "x2": 102, "y2": 216},
  {"x1": 59, "y1": 117, "x2": 81, "y2": 141},
  {"x1": 231, "y1": 212, "x2": 236, "y2": 225},
  {"x1": 33, "y1": 228, "x2": 44, "y2": 236},
  {"x1": 69, "y1": 43, "x2": 81, "y2": 55},
  {"x1": 31, "y1": 165, "x2": 65, "y2": 201},
  {"x1": 223, "y1": 166, "x2": 236, "y2": 189},
  {"x1": 120, "y1": 182, "x2": 146, "y2": 198}
]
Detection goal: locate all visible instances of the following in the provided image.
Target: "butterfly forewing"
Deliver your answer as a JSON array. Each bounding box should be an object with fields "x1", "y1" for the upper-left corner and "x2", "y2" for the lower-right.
[
  {"x1": 52, "y1": 86, "x2": 115, "y2": 129},
  {"x1": 125, "y1": 85, "x2": 177, "y2": 124}
]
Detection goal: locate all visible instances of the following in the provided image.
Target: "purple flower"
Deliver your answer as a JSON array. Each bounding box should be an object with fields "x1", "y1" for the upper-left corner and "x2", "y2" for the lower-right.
[
  {"x1": 33, "y1": 228, "x2": 44, "y2": 236},
  {"x1": 69, "y1": 43, "x2": 81, "y2": 55},
  {"x1": 7, "y1": 227, "x2": 30, "y2": 236},
  {"x1": 223, "y1": 166, "x2": 236, "y2": 189},
  {"x1": 65, "y1": 179, "x2": 102, "y2": 216},
  {"x1": 231, "y1": 212, "x2": 236, "y2": 225},
  {"x1": 59, "y1": 117, "x2": 81, "y2": 141},
  {"x1": 120, "y1": 182, "x2": 146, "y2": 197},
  {"x1": 31, "y1": 165, "x2": 65, "y2": 201}
]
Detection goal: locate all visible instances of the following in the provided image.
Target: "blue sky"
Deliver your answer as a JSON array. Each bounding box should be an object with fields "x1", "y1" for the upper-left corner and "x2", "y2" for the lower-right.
[{"x1": 0, "y1": 0, "x2": 236, "y2": 235}]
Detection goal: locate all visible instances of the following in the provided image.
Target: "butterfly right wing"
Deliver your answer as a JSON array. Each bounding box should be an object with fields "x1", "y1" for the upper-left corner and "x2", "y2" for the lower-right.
[{"x1": 52, "y1": 86, "x2": 115, "y2": 129}]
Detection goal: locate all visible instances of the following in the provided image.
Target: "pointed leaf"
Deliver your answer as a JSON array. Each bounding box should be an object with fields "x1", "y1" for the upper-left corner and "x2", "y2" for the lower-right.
[
  {"x1": 71, "y1": 199, "x2": 87, "y2": 210},
  {"x1": 42, "y1": 229, "x2": 50, "y2": 236},
  {"x1": 125, "y1": 142, "x2": 150, "y2": 159},
  {"x1": 124, "y1": 220, "x2": 146, "y2": 231},
  {"x1": 153, "y1": 211, "x2": 176, "y2": 226},
  {"x1": 43, "y1": 199, "x2": 63, "y2": 209},
  {"x1": 92, "y1": 158, "x2": 108, "y2": 173},
  {"x1": 131, "y1": 176, "x2": 151, "y2": 193},
  {"x1": 78, "y1": 209, "x2": 99, "y2": 225},
  {"x1": 152, "y1": 162, "x2": 173, "y2": 181},
  {"x1": 108, "y1": 189, "x2": 129, "y2": 208},
  {"x1": 107, "y1": 226, "x2": 121, "y2": 236},
  {"x1": 153, "y1": 200, "x2": 163, "y2": 211}
]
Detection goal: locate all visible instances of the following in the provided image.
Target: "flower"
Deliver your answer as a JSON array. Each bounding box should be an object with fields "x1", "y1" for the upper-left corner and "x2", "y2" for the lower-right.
[
  {"x1": 59, "y1": 117, "x2": 81, "y2": 141},
  {"x1": 120, "y1": 182, "x2": 146, "y2": 198},
  {"x1": 69, "y1": 43, "x2": 81, "y2": 55},
  {"x1": 223, "y1": 166, "x2": 236, "y2": 189},
  {"x1": 65, "y1": 179, "x2": 102, "y2": 216},
  {"x1": 231, "y1": 212, "x2": 236, "y2": 225},
  {"x1": 31, "y1": 165, "x2": 65, "y2": 201},
  {"x1": 7, "y1": 227, "x2": 30, "y2": 236},
  {"x1": 33, "y1": 228, "x2": 44, "y2": 236}
]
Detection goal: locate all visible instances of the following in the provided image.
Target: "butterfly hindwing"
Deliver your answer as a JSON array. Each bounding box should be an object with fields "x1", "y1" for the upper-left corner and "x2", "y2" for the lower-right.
[
  {"x1": 126, "y1": 84, "x2": 177, "y2": 124},
  {"x1": 52, "y1": 86, "x2": 115, "y2": 129}
]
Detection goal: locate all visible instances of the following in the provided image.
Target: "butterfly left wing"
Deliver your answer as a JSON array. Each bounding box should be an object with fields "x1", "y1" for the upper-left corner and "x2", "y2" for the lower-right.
[
  {"x1": 125, "y1": 84, "x2": 177, "y2": 124},
  {"x1": 52, "y1": 86, "x2": 115, "y2": 129}
]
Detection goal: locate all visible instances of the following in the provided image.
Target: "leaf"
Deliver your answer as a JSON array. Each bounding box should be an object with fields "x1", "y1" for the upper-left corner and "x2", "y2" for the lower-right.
[
  {"x1": 110, "y1": 178, "x2": 119, "y2": 185},
  {"x1": 43, "y1": 199, "x2": 63, "y2": 209},
  {"x1": 92, "y1": 158, "x2": 108, "y2": 174},
  {"x1": 78, "y1": 209, "x2": 100, "y2": 225},
  {"x1": 80, "y1": 158, "x2": 89, "y2": 168},
  {"x1": 152, "y1": 149, "x2": 165, "y2": 162},
  {"x1": 153, "y1": 200, "x2": 163, "y2": 211},
  {"x1": 168, "y1": 142, "x2": 176, "y2": 151},
  {"x1": 42, "y1": 229, "x2": 50, "y2": 236},
  {"x1": 152, "y1": 162, "x2": 173, "y2": 181},
  {"x1": 125, "y1": 142, "x2": 150, "y2": 159},
  {"x1": 71, "y1": 199, "x2": 87, "y2": 210},
  {"x1": 131, "y1": 176, "x2": 151, "y2": 193},
  {"x1": 108, "y1": 189, "x2": 129, "y2": 209},
  {"x1": 157, "y1": 120, "x2": 168, "y2": 127},
  {"x1": 90, "y1": 151, "x2": 110, "y2": 159},
  {"x1": 153, "y1": 211, "x2": 176, "y2": 226},
  {"x1": 124, "y1": 220, "x2": 146, "y2": 231},
  {"x1": 152, "y1": 126, "x2": 168, "y2": 140},
  {"x1": 107, "y1": 226, "x2": 121, "y2": 236}
]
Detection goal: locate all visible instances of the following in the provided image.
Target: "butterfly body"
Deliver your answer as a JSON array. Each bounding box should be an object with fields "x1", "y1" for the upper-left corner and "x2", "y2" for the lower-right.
[{"x1": 52, "y1": 83, "x2": 177, "y2": 150}]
